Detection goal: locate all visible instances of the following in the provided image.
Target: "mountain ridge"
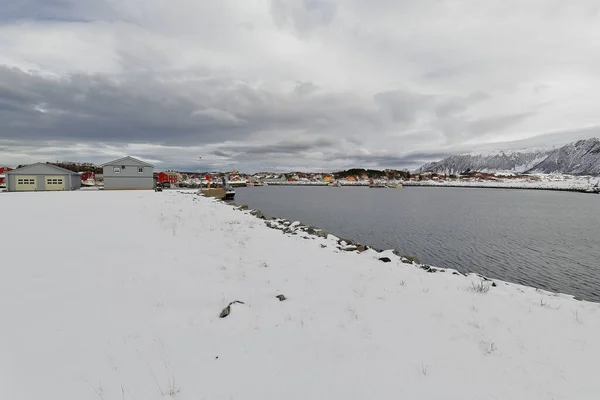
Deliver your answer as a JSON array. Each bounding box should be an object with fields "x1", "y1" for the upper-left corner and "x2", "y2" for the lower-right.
[{"x1": 418, "y1": 138, "x2": 600, "y2": 176}]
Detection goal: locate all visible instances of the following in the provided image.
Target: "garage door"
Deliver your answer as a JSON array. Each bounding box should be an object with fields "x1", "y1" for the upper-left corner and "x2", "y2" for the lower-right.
[
  {"x1": 44, "y1": 176, "x2": 66, "y2": 191},
  {"x1": 15, "y1": 176, "x2": 37, "y2": 191}
]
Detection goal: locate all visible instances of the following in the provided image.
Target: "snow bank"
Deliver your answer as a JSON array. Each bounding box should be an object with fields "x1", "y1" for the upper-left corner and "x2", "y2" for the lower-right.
[{"x1": 1, "y1": 190, "x2": 599, "y2": 399}]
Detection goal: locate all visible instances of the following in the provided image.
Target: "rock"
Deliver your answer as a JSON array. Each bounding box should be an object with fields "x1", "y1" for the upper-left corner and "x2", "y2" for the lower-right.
[
  {"x1": 320, "y1": 244, "x2": 327, "y2": 248},
  {"x1": 276, "y1": 294, "x2": 287, "y2": 301},
  {"x1": 342, "y1": 246, "x2": 358, "y2": 251},
  {"x1": 492, "y1": 282, "x2": 497, "y2": 287},
  {"x1": 306, "y1": 227, "x2": 317, "y2": 235},
  {"x1": 404, "y1": 255, "x2": 421, "y2": 264},
  {"x1": 453, "y1": 272, "x2": 459, "y2": 275},
  {"x1": 339, "y1": 238, "x2": 357, "y2": 246},
  {"x1": 219, "y1": 300, "x2": 245, "y2": 318},
  {"x1": 238, "y1": 204, "x2": 249, "y2": 210},
  {"x1": 574, "y1": 296, "x2": 584, "y2": 301},
  {"x1": 401, "y1": 258, "x2": 413, "y2": 264},
  {"x1": 219, "y1": 305, "x2": 231, "y2": 318},
  {"x1": 356, "y1": 245, "x2": 367, "y2": 252},
  {"x1": 379, "y1": 257, "x2": 392, "y2": 263}
]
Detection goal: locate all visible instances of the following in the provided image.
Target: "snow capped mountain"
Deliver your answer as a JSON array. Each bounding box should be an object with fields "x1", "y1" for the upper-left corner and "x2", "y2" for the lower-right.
[
  {"x1": 418, "y1": 138, "x2": 600, "y2": 176},
  {"x1": 526, "y1": 138, "x2": 600, "y2": 175},
  {"x1": 417, "y1": 149, "x2": 552, "y2": 175}
]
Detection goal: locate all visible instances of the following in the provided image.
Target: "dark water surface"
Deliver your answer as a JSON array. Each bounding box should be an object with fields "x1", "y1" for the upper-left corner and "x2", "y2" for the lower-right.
[{"x1": 235, "y1": 186, "x2": 600, "y2": 302}]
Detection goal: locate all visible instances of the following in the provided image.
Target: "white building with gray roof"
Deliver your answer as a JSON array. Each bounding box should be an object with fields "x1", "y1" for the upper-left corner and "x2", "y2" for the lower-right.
[
  {"x1": 101, "y1": 156, "x2": 155, "y2": 190},
  {"x1": 5, "y1": 163, "x2": 82, "y2": 192}
]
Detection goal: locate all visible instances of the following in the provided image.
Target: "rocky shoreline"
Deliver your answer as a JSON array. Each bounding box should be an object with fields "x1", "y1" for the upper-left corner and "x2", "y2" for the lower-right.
[
  {"x1": 182, "y1": 188, "x2": 591, "y2": 302},
  {"x1": 217, "y1": 198, "x2": 589, "y2": 301}
]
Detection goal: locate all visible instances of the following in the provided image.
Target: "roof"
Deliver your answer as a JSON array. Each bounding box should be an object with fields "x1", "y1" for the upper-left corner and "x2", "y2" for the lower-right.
[
  {"x1": 100, "y1": 156, "x2": 155, "y2": 168},
  {"x1": 6, "y1": 163, "x2": 80, "y2": 175}
]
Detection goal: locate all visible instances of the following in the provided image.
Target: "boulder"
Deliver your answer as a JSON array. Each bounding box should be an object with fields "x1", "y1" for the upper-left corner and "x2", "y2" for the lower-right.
[{"x1": 379, "y1": 257, "x2": 392, "y2": 263}]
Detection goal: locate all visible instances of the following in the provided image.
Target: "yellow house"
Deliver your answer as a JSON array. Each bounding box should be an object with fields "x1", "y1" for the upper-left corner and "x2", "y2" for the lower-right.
[{"x1": 323, "y1": 175, "x2": 333, "y2": 182}]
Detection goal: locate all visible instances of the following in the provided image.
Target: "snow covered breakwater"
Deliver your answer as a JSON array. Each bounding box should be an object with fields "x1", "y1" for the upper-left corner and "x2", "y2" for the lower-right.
[{"x1": 1, "y1": 190, "x2": 599, "y2": 399}]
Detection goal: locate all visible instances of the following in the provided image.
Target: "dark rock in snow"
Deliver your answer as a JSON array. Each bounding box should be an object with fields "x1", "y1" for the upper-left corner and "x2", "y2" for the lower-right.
[
  {"x1": 492, "y1": 282, "x2": 497, "y2": 287},
  {"x1": 219, "y1": 305, "x2": 231, "y2": 318},
  {"x1": 276, "y1": 294, "x2": 287, "y2": 301},
  {"x1": 219, "y1": 300, "x2": 246, "y2": 318},
  {"x1": 379, "y1": 257, "x2": 392, "y2": 263}
]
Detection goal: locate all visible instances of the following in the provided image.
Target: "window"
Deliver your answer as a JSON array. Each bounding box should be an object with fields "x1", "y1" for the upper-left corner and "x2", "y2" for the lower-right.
[
  {"x1": 138, "y1": 167, "x2": 144, "y2": 173},
  {"x1": 114, "y1": 167, "x2": 121, "y2": 174}
]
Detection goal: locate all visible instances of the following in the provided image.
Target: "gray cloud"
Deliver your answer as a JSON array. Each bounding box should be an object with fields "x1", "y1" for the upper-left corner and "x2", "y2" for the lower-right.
[
  {"x1": 227, "y1": 138, "x2": 338, "y2": 156},
  {"x1": 1, "y1": 1, "x2": 600, "y2": 171},
  {"x1": 0, "y1": 0, "x2": 116, "y2": 22}
]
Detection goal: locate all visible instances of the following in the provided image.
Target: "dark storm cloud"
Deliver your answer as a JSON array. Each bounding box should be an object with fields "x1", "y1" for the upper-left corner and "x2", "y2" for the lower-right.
[
  {"x1": 329, "y1": 151, "x2": 452, "y2": 170},
  {"x1": 228, "y1": 138, "x2": 338, "y2": 155},
  {"x1": 0, "y1": 66, "x2": 376, "y2": 147},
  {"x1": 210, "y1": 150, "x2": 232, "y2": 158}
]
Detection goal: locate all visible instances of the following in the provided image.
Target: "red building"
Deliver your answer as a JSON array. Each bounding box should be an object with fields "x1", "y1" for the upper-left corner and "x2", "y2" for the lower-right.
[
  {"x1": 0, "y1": 167, "x2": 13, "y2": 185},
  {"x1": 157, "y1": 171, "x2": 180, "y2": 184},
  {"x1": 80, "y1": 171, "x2": 95, "y2": 181}
]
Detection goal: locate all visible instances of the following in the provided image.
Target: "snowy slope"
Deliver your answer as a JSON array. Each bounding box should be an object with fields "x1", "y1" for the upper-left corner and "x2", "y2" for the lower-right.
[
  {"x1": 526, "y1": 138, "x2": 600, "y2": 175},
  {"x1": 418, "y1": 138, "x2": 600, "y2": 175},
  {"x1": 1, "y1": 190, "x2": 599, "y2": 400},
  {"x1": 418, "y1": 149, "x2": 552, "y2": 175}
]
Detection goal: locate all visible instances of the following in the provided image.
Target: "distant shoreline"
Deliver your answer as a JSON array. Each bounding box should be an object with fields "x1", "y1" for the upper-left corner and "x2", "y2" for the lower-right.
[{"x1": 260, "y1": 181, "x2": 600, "y2": 194}]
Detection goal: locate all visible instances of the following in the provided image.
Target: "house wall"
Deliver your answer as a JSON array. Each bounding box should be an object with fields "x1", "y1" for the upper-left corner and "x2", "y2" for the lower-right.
[
  {"x1": 6, "y1": 173, "x2": 79, "y2": 191},
  {"x1": 70, "y1": 174, "x2": 82, "y2": 189},
  {"x1": 103, "y1": 176, "x2": 154, "y2": 190},
  {"x1": 102, "y1": 162, "x2": 154, "y2": 190},
  {"x1": 103, "y1": 164, "x2": 154, "y2": 179}
]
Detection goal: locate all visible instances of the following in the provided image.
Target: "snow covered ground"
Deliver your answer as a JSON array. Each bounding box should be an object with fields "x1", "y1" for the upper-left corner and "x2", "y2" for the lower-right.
[
  {"x1": 407, "y1": 174, "x2": 600, "y2": 191},
  {"x1": 1, "y1": 190, "x2": 599, "y2": 399}
]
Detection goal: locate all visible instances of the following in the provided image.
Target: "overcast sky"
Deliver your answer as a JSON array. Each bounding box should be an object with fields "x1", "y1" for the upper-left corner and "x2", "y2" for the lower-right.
[{"x1": 1, "y1": 1, "x2": 600, "y2": 172}]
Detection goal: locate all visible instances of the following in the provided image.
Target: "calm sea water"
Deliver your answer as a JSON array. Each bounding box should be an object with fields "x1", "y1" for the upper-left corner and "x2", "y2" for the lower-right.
[{"x1": 235, "y1": 186, "x2": 600, "y2": 302}]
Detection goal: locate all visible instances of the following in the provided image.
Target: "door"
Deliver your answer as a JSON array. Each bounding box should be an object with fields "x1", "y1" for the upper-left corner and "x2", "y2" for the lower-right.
[
  {"x1": 44, "y1": 176, "x2": 66, "y2": 191},
  {"x1": 15, "y1": 176, "x2": 37, "y2": 191}
]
